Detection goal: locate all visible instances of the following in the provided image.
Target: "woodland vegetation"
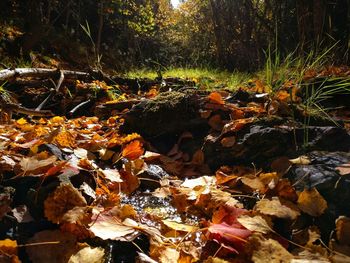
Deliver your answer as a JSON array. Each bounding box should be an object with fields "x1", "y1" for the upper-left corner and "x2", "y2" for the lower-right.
[{"x1": 0, "y1": 1, "x2": 350, "y2": 263}]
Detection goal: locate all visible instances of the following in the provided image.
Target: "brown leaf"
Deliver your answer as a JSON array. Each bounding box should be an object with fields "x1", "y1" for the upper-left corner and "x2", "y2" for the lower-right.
[
  {"x1": 297, "y1": 188, "x2": 327, "y2": 217},
  {"x1": 250, "y1": 236, "x2": 293, "y2": 263},
  {"x1": 220, "y1": 136, "x2": 236, "y2": 147},
  {"x1": 26, "y1": 230, "x2": 79, "y2": 263},
  {"x1": 336, "y1": 216, "x2": 350, "y2": 245},
  {"x1": 255, "y1": 197, "x2": 300, "y2": 220},
  {"x1": 208, "y1": 114, "x2": 223, "y2": 131},
  {"x1": 44, "y1": 183, "x2": 87, "y2": 224}
]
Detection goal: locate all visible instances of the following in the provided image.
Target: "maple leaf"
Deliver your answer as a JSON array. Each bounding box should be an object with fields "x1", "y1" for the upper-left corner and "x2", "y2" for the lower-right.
[{"x1": 122, "y1": 140, "x2": 144, "y2": 160}]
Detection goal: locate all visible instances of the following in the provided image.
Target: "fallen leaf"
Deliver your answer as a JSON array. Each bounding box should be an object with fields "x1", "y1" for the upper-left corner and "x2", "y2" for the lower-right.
[
  {"x1": 26, "y1": 230, "x2": 79, "y2": 263},
  {"x1": 336, "y1": 216, "x2": 350, "y2": 245},
  {"x1": 44, "y1": 183, "x2": 87, "y2": 223},
  {"x1": 289, "y1": 156, "x2": 311, "y2": 165},
  {"x1": 208, "y1": 92, "x2": 225, "y2": 105},
  {"x1": 181, "y1": 176, "x2": 216, "y2": 188},
  {"x1": 100, "y1": 169, "x2": 123, "y2": 183},
  {"x1": 68, "y1": 246, "x2": 105, "y2": 263},
  {"x1": 297, "y1": 188, "x2": 327, "y2": 217},
  {"x1": 89, "y1": 209, "x2": 138, "y2": 241},
  {"x1": 159, "y1": 247, "x2": 180, "y2": 263},
  {"x1": 20, "y1": 155, "x2": 57, "y2": 174},
  {"x1": 251, "y1": 235, "x2": 293, "y2": 263},
  {"x1": 220, "y1": 136, "x2": 236, "y2": 147},
  {"x1": 122, "y1": 140, "x2": 144, "y2": 160},
  {"x1": 237, "y1": 215, "x2": 271, "y2": 234},
  {"x1": 336, "y1": 162, "x2": 350, "y2": 176},
  {"x1": 240, "y1": 176, "x2": 265, "y2": 192},
  {"x1": 162, "y1": 220, "x2": 199, "y2": 232},
  {"x1": 0, "y1": 239, "x2": 17, "y2": 256},
  {"x1": 208, "y1": 114, "x2": 223, "y2": 131},
  {"x1": 255, "y1": 197, "x2": 300, "y2": 220}
]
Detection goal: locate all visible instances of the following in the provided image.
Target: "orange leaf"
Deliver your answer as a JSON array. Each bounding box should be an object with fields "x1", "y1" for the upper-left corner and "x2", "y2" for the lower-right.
[
  {"x1": 122, "y1": 140, "x2": 144, "y2": 160},
  {"x1": 208, "y1": 92, "x2": 225, "y2": 105}
]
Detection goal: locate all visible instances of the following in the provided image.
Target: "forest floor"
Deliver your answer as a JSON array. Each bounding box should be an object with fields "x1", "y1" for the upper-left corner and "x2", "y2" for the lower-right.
[{"x1": 0, "y1": 59, "x2": 350, "y2": 263}]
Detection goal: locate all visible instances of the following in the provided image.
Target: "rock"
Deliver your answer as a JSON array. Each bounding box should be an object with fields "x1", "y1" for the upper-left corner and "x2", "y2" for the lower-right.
[
  {"x1": 203, "y1": 122, "x2": 350, "y2": 169},
  {"x1": 286, "y1": 151, "x2": 350, "y2": 216},
  {"x1": 121, "y1": 91, "x2": 208, "y2": 137}
]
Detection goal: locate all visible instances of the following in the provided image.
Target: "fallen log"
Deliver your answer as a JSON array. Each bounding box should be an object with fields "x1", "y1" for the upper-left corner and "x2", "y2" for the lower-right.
[{"x1": 0, "y1": 68, "x2": 90, "y2": 81}]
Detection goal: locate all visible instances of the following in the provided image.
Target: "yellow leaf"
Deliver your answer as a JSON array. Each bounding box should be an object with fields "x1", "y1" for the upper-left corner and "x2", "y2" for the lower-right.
[
  {"x1": 297, "y1": 188, "x2": 327, "y2": 217},
  {"x1": 162, "y1": 220, "x2": 198, "y2": 232},
  {"x1": 255, "y1": 197, "x2": 300, "y2": 220},
  {"x1": 16, "y1": 118, "x2": 27, "y2": 125},
  {"x1": 237, "y1": 215, "x2": 271, "y2": 234}
]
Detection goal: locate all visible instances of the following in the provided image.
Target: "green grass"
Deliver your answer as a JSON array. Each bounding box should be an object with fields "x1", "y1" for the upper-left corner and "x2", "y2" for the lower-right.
[{"x1": 124, "y1": 68, "x2": 251, "y2": 90}]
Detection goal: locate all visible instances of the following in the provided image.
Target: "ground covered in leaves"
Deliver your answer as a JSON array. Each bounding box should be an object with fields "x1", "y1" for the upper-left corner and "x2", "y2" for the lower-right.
[{"x1": 0, "y1": 67, "x2": 350, "y2": 262}]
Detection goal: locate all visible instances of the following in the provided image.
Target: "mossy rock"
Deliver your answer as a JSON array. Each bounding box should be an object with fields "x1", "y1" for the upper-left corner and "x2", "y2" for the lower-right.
[{"x1": 122, "y1": 91, "x2": 207, "y2": 137}]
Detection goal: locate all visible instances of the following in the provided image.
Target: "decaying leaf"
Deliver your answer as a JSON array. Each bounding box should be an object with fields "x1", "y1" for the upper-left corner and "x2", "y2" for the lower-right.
[
  {"x1": 336, "y1": 162, "x2": 350, "y2": 176},
  {"x1": 162, "y1": 220, "x2": 199, "y2": 232},
  {"x1": 89, "y1": 208, "x2": 138, "y2": 241},
  {"x1": 255, "y1": 197, "x2": 300, "y2": 220},
  {"x1": 336, "y1": 216, "x2": 350, "y2": 245},
  {"x1": 250, "y1": 235, "x2": 293, "y2": 263},
  {"x1": 44, "y1": 183, "x2": 87, "y2": 223},
  {"x1": 237, "y1": 215, "x2": 271, "y2": 234},
  {"x1": 26, "y1": 230, "x2": 79, "y2": 263},
  {"x1": 297, "y1": 188, "x2": 327, "y2": 217},
  {"x1": 0, "y1": 239, "x2": 18, "y2": 257},
  {"x1": 20, "y1": 155, "x2": 57, "y2": 174},
  {"x1": 68, "y1": 246, "x2": 105, "y2": 263},
  {"x1": 158, "y1": 247, "x2": 180, "y2": 263}
]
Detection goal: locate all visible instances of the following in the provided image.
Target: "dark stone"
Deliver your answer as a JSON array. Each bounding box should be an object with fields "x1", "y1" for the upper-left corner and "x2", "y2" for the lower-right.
[
  {"x1": 203, "y1": 122, "x2": 350, "y2": 169},
  {"x1": 121, "y1": 91, "x2": 209, "y2": 137},
  {"x1": 287, "y1": 151, "x2": 350, "y2": 216}
]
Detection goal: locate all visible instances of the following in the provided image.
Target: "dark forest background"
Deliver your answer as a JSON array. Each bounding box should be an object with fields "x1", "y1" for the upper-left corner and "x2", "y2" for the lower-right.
[{"x1": 0, "y1": 0, "x2": 349, "y2": 71}]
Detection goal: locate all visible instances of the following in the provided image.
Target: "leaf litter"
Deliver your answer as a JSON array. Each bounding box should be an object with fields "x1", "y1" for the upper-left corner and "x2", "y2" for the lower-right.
[{"x1": 0, "y1": 78, "x2": 349, "y2": 262}]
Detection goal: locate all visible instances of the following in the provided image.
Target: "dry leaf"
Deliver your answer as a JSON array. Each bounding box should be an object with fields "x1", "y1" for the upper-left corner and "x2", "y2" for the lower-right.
[
  {"x1": 240, "y1": 176, "x2": 265, "y2": 191},
  {"x1": 251, "y1": 236, "x2": 293, "y2": 263},
  {"x1": 336, "y1": 216, "x2": 350, "y2": 245},
  {"x1": 220, "y1": 136, "x2": 236, "y2": 147},
  {"x1": 20, "y1": 155, "x2": 57, "y2": 174},
  {"x1": 297, "y1": 188, "x2": 327, "y2": 217},
  {"x1": 255, "y1": 197, "x2": 300, "y2": 220},
  {"x1": 289, "y1": 156, "x2": 311, "y2": 165},
  {"x1": 68, "y1": 246, "x2": 105, "y2": 263},
  {"x1": 0, "y1": 239, "x2": 18, "y2": 256},
  {"x1": 159, "y1": 247, "x2": 180, "y2": 263},
  {"x1": 162, "y1": 220, "x2": 199, "y2": 232},
  {"x1": 44, "y1": 183, "x2": 87, "y2": 224},
  {"x1": 237, "y1": 215, "x2": 271, "y2": 234},
  {"x1": 89, "y1": 209, "x2": 138, "y2": 241},
  {"x1": 336, "y1": 162, "x2": 350, "y2": 176},
  {"x1": 208, "y1": 92, "x2": 225, "y2": 105},
  {"x1": 122, "y1": 140, "x2": 144, "y2": 160},
  {"x1": 26, "y1": 230, "x2": 79, "y2": 263}
]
